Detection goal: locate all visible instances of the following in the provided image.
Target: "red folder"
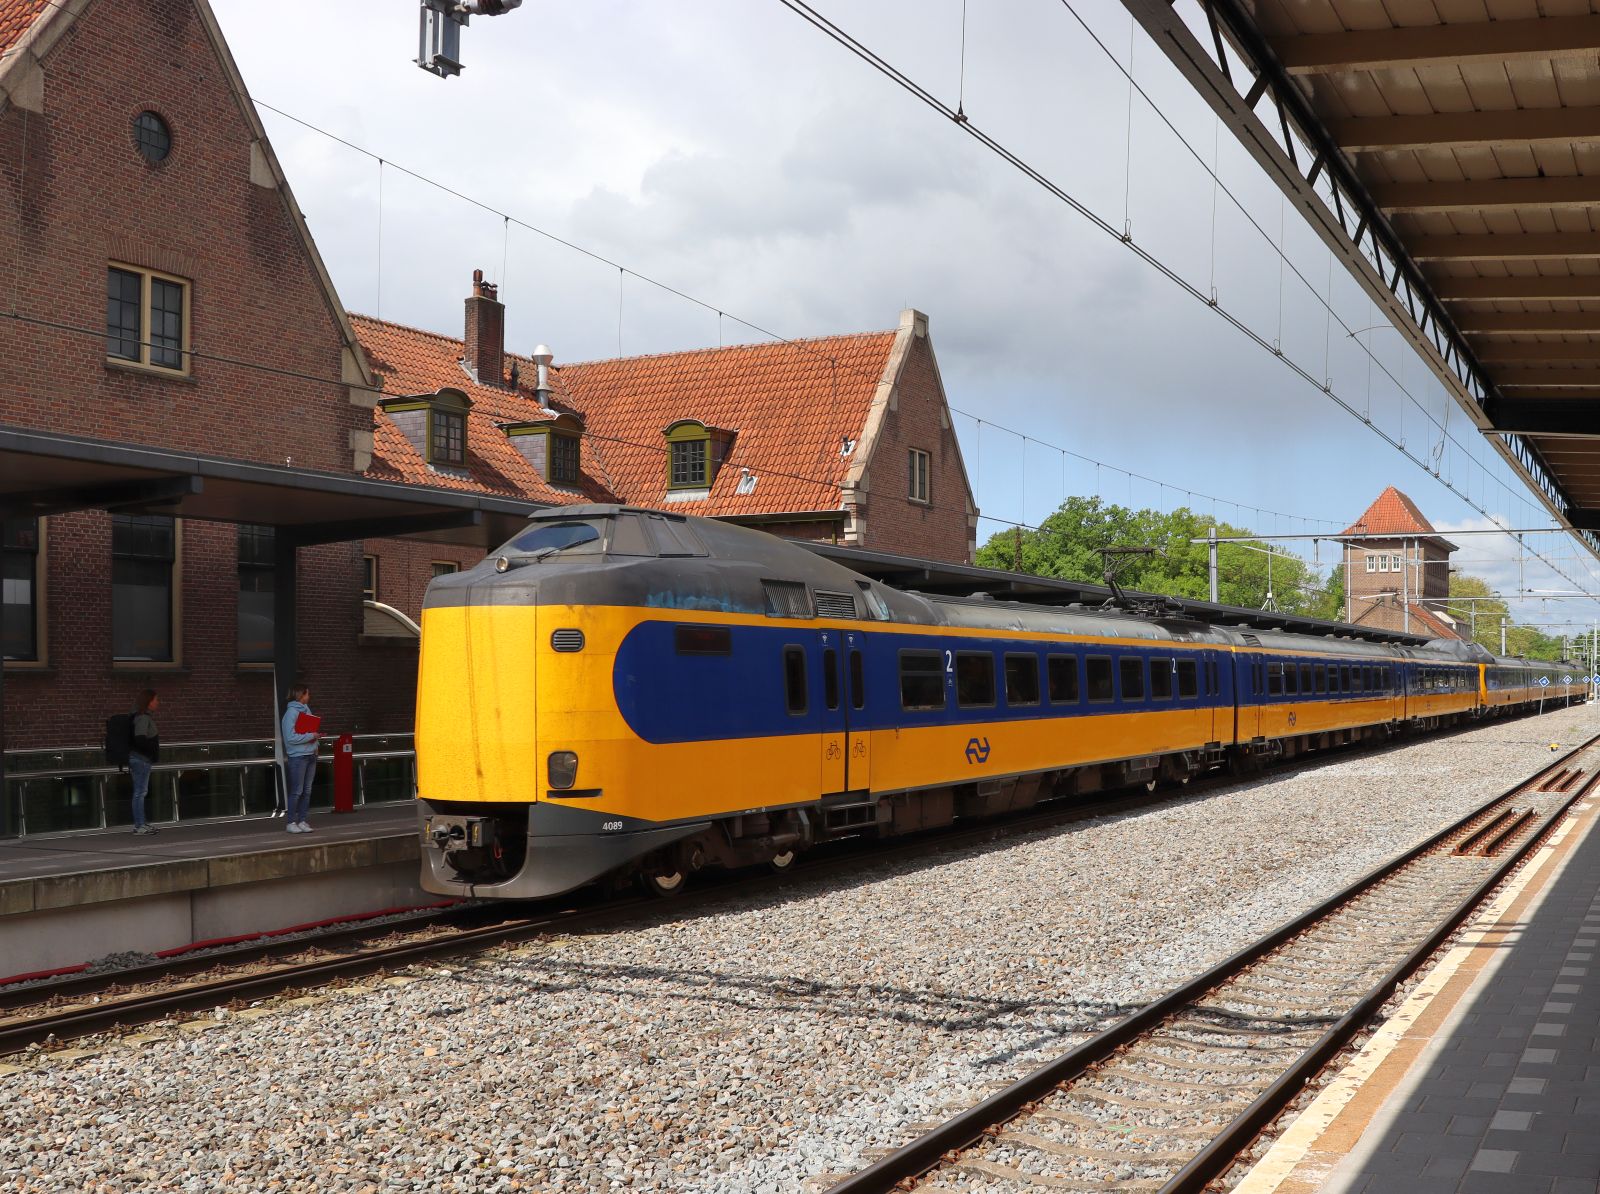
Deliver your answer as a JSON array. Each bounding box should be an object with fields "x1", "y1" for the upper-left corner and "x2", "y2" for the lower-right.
[{"x1": 293, "y1": 712, "x2": 322, "y2": 735}]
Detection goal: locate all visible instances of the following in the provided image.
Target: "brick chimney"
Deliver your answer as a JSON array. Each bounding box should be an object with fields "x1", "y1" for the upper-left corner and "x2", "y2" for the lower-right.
[{"x1": 463, "y1": 268, "x2": 504, "y2": 386}]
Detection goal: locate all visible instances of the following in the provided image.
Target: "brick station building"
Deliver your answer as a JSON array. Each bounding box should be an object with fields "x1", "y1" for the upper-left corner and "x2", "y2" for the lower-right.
[
  {"x1": 354, "y1": 281, "x2": 978, "y2": 622},
  {"x1": 0, "y1": 0, "x2": 977, "y2": 831},
  {"x1": 1340, "y1": 486, "x2": 1463, "y2": 640}
]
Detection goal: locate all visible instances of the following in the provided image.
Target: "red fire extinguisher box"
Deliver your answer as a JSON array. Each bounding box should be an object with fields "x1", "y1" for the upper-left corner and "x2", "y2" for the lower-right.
[{"x1": 333, "y1": 734, "x2": 355, "y2": 814}]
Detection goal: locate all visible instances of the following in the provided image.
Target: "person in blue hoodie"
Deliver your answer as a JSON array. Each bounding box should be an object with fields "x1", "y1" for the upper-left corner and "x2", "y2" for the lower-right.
[{"x1": 280, "y1": 683, "x2": 319, "y2": 833}]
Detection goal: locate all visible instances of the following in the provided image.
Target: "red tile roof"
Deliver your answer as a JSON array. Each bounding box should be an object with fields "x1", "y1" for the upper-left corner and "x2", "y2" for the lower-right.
[
  {"x1": 352, "y1": 314, "x2": 896, "y2": 518},
  {"x1": 0, "y1": 0, "x2": 47, "y2": 56},
  {"x1": 353, "y1": 315, "x2": 618, "y2": 505},
  {"x1": 1341, "y1": 486, "x2": 1437, "y2": 538}
]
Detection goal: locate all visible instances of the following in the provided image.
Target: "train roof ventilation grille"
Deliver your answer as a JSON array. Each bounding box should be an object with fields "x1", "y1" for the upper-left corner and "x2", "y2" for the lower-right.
[
  {"x1": 814, "y1": 591, "x2": 858, "y2": 619},
  {"x1": 763, "y1": 580, "x2": 813, "y2": 619},
  {"x1": 1240, "y1": 633, "x2": 1262, "y2": 647},
  {"x1": 550, "y1": 629, "x2": 586, "y2": 653}
]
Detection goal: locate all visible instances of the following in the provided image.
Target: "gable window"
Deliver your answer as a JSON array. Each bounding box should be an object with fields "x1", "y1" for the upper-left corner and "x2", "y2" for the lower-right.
[
  {"x1": 132, "y1": 111, "x2": 171, "y2": 164},
  {"x1": 431, "y1": 561, "x2": 460, "y2": 579},
  {"x1": 112, "y1": 514, "x2": 176, "y2": 662},
  {"x1": 2, "y1": 517, "x2": 40, "y2": 662},
  {"x1": 237, "y1": 525, "x2": 274, "y2": 664},
  {"x1": 361, "y1": 555, "x2": 378, "y2": 603},
  {"x1": 107, "y1": 264, "x2": 189, "y2": 373},
  {"x1": 908, "y1": 448, "x2": 930, "y2": 503}
]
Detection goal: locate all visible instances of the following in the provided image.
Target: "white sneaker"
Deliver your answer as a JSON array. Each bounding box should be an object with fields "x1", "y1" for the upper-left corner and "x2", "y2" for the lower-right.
[
  {"x1": 286, "y1": 823, "x2": 304, "y2": 833},
  {"x1": 298, "y1": 822, "x2": 313, "y2": 832}
]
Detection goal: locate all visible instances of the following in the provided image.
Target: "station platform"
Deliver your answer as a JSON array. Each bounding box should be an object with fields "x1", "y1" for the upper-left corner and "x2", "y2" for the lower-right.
[
  {"x1": 0, "y1": 804, "x2": 425, "y2": 978},
  {"x1": 1238, "y1": 787, "x2": 1600, "y2": 1193}
]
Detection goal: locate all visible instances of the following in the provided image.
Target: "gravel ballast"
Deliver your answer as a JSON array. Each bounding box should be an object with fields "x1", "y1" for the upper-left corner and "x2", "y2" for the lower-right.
[{"x1": 2, "y1": 706, "x2": 1592, "y2": 1192}]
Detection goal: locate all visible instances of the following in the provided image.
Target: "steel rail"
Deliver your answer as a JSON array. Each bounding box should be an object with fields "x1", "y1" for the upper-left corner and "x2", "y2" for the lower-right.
[
  {"x1": 824, "y1": 736, "x2": 1597, "y2": 1193},
  {"x1": 0, "y1": 782, "x2": 1229, "y2": 1055},
  {"x1": 3, "y1": 711, "x2": 1577, "y2": 1057}
]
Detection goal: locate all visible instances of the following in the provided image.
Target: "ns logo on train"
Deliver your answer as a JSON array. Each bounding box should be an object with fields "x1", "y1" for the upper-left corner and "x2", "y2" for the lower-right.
[{"x1": 965, "y1": 737, "x2": 992, "y2": 764}]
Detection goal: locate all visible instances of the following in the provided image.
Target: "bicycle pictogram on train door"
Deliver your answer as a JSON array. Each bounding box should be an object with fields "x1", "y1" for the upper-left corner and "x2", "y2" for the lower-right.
[{"x1": 819, "y1": 629, "x2": 870, "y2": 795}]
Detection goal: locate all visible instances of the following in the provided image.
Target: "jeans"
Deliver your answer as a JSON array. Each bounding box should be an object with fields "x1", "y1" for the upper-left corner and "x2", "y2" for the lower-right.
[
  {"x1": 285, "y1": 753, "x2": 317, "y2": 825},
  {"x1": 129, "y1": 753, "x2": 153, "y2": 828}
]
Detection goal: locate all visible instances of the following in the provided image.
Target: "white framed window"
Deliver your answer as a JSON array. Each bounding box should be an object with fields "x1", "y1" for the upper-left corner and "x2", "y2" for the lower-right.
[
  {"x1": 1377, "y1": 555, "x2": 1389, "y2": 572},
  {"x1": 908, "y1": 448, "x2": 930, "y2": 503},
  {"x1": 1364, "y1": 554, "x2": 1375, "y2": 573}
]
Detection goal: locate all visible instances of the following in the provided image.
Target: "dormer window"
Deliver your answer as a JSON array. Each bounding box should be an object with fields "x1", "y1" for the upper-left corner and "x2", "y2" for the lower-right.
[
  {"x1": 503, "y1": 413, "x2": 583, "y2": 488},
  {"x1": 432, "y1": 408, "x2": 465, "y2": 466},
  {"x1": 379, "y1": 388, "x2": 473, "y2": 471},
  {"x1": 663, "y1": 420, "x2": 734, "y2": 493}
]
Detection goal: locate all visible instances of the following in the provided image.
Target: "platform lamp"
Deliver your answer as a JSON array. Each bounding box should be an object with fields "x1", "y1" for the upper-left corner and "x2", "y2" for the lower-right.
[{"x1": 417, "y1": 0, "x2": 523, "y2": 78}]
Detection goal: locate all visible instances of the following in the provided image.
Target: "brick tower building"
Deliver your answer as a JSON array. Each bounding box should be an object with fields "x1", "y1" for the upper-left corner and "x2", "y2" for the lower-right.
[{"x1": 1341, "y1": 487, "x2": 1461, "y2": 639}]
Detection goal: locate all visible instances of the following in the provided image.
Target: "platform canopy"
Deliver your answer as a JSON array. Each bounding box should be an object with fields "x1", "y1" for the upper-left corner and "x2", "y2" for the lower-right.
[
  {"x1": 0, "y1": 425, "x2": 544, "y2": 547},
  {"x1": 1126, "y1": 1, "x2": 1600, "y2": 555}
]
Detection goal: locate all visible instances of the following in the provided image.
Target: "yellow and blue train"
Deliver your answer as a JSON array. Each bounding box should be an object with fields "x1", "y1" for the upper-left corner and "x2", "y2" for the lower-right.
[{"x1": 414, "y1": 506, "x2": 1585, "y2": 899}]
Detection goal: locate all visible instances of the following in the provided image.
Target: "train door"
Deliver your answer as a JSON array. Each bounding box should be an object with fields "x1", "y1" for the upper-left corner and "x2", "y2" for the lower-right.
[
  {"x1": 818, "y1": 630, "x2": 847, "y2": 795},
  {"x1": 845, "y1": 630, "x2": 871, "y2": 793},
  {"x1": 817, "y1": 628, "x2": 870, "y2": 796}
]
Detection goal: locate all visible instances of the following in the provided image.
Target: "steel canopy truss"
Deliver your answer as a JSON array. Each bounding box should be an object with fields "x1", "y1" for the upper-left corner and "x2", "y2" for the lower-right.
[{"x1": 1122, "y1": 0, "x2": 1600, "y2": 562}]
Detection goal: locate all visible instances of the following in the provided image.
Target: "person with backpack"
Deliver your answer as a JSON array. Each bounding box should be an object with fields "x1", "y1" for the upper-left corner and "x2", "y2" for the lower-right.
[
  {"x1": 280, "y1": 683, "x2": 319, "y2": 834},
  {"x1": 129, "y1": 689, "x2": 160, "y2": 835}
]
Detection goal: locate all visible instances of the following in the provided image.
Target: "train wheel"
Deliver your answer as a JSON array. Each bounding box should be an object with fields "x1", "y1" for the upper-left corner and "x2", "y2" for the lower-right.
[
  {"x1": 640, "y1": 863, "x2": 687, "y2": 898},
  {"x1": 769, "y1": 848, "x2": 796, "y2": 873}
]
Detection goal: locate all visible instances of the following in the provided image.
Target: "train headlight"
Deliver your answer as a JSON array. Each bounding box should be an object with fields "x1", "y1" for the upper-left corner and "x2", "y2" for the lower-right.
[
  {"x1": 495, "y1": 556, "x2": 511, "y2": 573},
  {"x1": 547, "y1": 751, "x2": 579, "y2": 790}
]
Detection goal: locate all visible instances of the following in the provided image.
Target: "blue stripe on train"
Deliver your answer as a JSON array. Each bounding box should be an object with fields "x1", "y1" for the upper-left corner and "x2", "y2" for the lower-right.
[{"x1": 612, "y1": 621, "x2": 1447, "y2": 746}]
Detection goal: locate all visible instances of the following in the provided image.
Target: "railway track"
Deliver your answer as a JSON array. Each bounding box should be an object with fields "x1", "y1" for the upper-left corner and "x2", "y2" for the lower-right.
[
  {"x1": 0, "y1": 715, "x2": 1575, "y2": 1065},
  {"x1": 823, "y1": 733, "x2": 1600, "y2": 1194},
  {"x1": 0, "y1": 781, "x2": 1204, "y2": 1058}
]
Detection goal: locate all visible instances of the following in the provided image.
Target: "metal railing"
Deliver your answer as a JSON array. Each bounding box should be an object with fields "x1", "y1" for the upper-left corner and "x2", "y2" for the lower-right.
[{"x1": 1, "y1": 733, "x2": 415, "y2": 837}]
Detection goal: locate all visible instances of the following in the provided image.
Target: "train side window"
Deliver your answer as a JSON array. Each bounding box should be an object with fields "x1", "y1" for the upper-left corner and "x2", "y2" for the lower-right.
[
  {"x1": 823, "y1": 648, "x2": 840, "y2": 711},
  {"x1": 849, "y1": 650, "x2": 866, "y2": 711},
  {"x1": 1206, "y1": 660, "x2": 1217, "y2": 694},
  {"x1": 1341, "y1": 665, "x2": 1353, "y2": 691},
  {"x1": 1086, "y1": 656, "x2": 1114, "y2": 703},
  {"x1": 675, "y1": 624, "x2": 732, "y2": 655},
  {"x1": 1252, "y1": 662, "x2": 1262, "y2": 695},
  {"x1": 899, "y1": 651, "x2": 945, "y2": 711},
  {"x1": 1047, "y1": 655, "x2": 1080, "y2": 704},
  {"x1": 1120, "y1": 656, "x2": 1145, "y2": 702},
  {"x1": 1268, "y1": 663, "x2": 1284, "y2": 696},
  {"x1": 1313, "y1": 665, "x2": 1325, "y2": 695},
  {"x1": 1283, "y1": 662, "x2": 1299, "y2": 696},
  {"x1": 1151, "y1": 657, "x2": 1173, "y2": 700},
  {"x1": 1364, "y1": 666, "x2": 1374, "y2": 692},
  {"x1": 783, "y1": 646, "x2": 808, "y2": 715},
  {"x1": 1004, "y1": 653, "x2": 1040, "y2": 707},
  {"x1": 1177, "y1": 659, "x2": 1198, "y2": 699},
  {"x1": 956, "y1": 652, "x2": 996, "y2": 707},
  {"x1": 1298, "y1": 663, "x2": 1313, "y2": 694}
]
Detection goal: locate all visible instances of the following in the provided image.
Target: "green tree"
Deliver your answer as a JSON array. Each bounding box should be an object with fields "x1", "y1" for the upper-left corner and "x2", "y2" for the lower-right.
[
  {"x1": 1446, "y1": 572, "x2": 1566, "y2": 660},
  {"x1": 977, "y1": 497, "x2": 1334, "y2": 617}
]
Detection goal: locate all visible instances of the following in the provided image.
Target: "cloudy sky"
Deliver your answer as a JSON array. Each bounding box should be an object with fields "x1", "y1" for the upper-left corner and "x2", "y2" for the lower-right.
[{"x1": 211, "y1": 0, "x2": 1600, "y2": 639}]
